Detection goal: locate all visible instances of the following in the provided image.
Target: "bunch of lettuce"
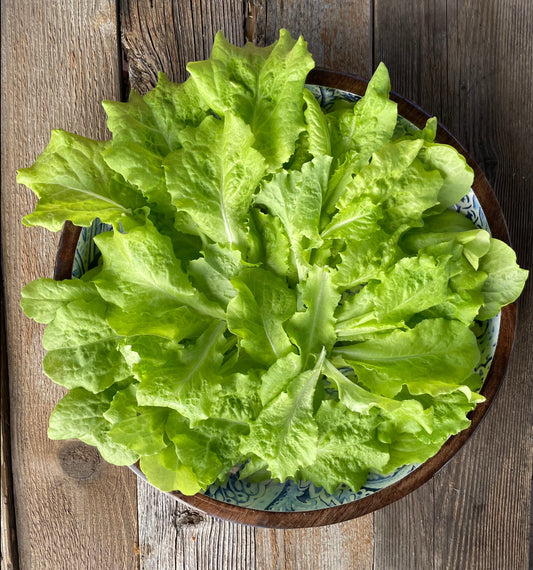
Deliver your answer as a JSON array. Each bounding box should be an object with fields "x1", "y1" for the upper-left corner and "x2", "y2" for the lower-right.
[{"x1": 19, "y1": 30, "x2": 527, "y2": 496}]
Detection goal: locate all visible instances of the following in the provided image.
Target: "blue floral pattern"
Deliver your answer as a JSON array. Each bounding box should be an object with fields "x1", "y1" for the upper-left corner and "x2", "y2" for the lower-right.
[
  {"x1": 73, "y1": 86, "x2": 500, "y2": 513},
  {"x1": 72, "y1": 219, "x2": 112, "y2": 278}
]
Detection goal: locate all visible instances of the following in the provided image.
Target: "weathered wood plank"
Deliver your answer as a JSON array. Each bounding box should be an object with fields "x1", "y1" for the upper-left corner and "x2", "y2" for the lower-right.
[
  {"x1": 254, "y1": 518, "x2": 373, "y2": 570},
  {"x1": 137, "y1": 480, "x2": 257, "y2": 569},
  {"x1": 121, "y1": 0, "x2": 245, "y2": 92},
  {"x1": 374, "y1": 1, "x2": 533, "y2": 568},
  {"x1": 247, "y1": 4, "x2": 375, "y2": 567},
  {"x1": 1, "y1": 269, "x2": 19, "y2": 570},
  {"x1": 1, "y1": 1, "x2": 139, "y2": 568},
  {"x1": 373, "y1": 486, "x2": 435, "y2": 570},
  {"x1": 119, "y1": 3, "x2": 260, "y2": 567},
  {"x1": 246, "y1": 0, "x2": 372, "y2": 76}
]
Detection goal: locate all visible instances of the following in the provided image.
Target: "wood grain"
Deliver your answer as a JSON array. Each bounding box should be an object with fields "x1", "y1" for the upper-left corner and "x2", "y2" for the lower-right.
[
  {"x1": 137, "y1": 480, "x2": 256, "y2": 569},
  {"x1": 253, "y1": 519, "x2": 373, "y2": 570},
  {"x1": 246, "y1": 0, "x2": 372, "y2": 77},
  {"x1": 1, "y1": 1, "x2": 138, "y2": 568},
  {"x1": 374, "y1": 0, "x2": 533, "y2": 568},
  {"x1": 120, "y1": 0, "x2": 245, "y2": 92}
]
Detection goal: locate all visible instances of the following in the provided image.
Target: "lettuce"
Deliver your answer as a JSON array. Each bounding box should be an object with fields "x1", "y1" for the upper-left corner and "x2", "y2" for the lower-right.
[{"x1": 19, "y1": 30, "x2": 528, "y2": 496}]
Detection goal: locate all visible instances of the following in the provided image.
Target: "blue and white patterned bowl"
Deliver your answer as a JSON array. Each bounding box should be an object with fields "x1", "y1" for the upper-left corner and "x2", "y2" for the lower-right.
[{"x1": 72, "y1": 86, "x2": 500, "y2": 515}]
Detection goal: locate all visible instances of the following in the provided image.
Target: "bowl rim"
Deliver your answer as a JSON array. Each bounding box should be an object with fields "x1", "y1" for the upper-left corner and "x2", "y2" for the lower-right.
[{"x1": 53, "y1": 68, "x2": 517, "y2": 529}]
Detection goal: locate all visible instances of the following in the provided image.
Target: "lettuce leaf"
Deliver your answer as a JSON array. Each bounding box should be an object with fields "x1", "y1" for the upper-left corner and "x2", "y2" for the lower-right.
[
  {"x1": 164, "y1": 114, "x2": 267, "y2": 250},
  {"x1": 187, "y1": 29, "x2": 314, "y2": 171},
  {"x1": 18, "y1": 131, "x2": 146, "y2": 231},
  {"x1": 227, "y1": 267, "x2": 296, "y2": 366}
]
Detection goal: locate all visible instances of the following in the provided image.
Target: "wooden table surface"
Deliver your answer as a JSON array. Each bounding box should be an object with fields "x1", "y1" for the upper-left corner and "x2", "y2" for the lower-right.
[{"x1": 2, "y1": 1, "x2": 532, "y2": 568}]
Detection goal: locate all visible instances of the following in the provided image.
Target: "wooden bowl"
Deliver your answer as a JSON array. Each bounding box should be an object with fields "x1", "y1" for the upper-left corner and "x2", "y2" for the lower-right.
[{"x1": 54, "y1": 69, "x2": 517, "y2": 529}]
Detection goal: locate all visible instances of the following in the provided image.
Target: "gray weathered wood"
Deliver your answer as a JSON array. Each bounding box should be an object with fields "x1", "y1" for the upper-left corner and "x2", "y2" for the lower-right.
[
  {"x1": 1, "y1": 268, "x2": 19, "y2": 570},
  {"x1": 373, "y1": 0, "x2": 533, "y2": 568},
  {"x1": 247, "y1": 0, "x2": 372, "y2": 77},
  {"x1": 1, "y1": 1, "x2": 139, "y2": 568},
  {"x1": 137, "y1": 479, "x2": 257, "y2": 569},
  {"x1": 253, "y1": 518, "x2": 373, "y2": 570}
]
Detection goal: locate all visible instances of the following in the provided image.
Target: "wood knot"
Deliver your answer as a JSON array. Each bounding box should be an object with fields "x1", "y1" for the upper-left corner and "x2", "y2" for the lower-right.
[
  {"x1": 58, "y1": 441, "x2": 101, "y2": 480},
  {"x1": 172, "y1": 508, "x2": 204, "y2": 529}
]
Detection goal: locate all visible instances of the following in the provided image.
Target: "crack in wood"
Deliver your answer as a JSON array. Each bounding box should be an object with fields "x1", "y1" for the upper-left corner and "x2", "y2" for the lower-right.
[{"x1": 1, "y1": 260, "x2": 20, "y2": 570}]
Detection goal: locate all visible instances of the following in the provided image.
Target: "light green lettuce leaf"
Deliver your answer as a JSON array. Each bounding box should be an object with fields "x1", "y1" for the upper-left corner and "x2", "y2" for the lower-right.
[
  {"x1": 106, "y1": 304, "x2": 210, "y2": 341},
  {"x1": 321, "y1": 196, "x2": 382, "y2": 242},
  {"x1": 319, "y1": 196, "x2": 383, "y2": 264},
  {"x1": 140, "y1": 444, "x2": 202, "y2": 495},
  {"x1": 102, "y1": 383, "x2": 138, "y2": 423},
  {"x1": 109, "y1": 409, "x2": 169, "y2": 456},
  {"x1": 103, "y1": 74, "x2": 208, "y2": 155},
  {"x1": 378, "y1": 431, "x2": 442, "y2": 474},
  {"x1": 476, "y1": 238, "x2": 529, "y2": 319},
  {"x1": 135, "y1": 321, "x2": 227, "y2": 423},
  {"x1": 322, "y1": 63, "x2": 398, "y2": 215},
  {"x1": 336, "y1": 254, "x2": 452, "y2": 339},
  {"x1": 166, "y1": 413, "x2": 247, "y2": 491},
  {"x1": 210, "y1": 370, "x2": 263, "y2": 425},
  {"x1": 303, "y1": 88, "x2": 331, "y2": 157},
  {"x1": 92, "y1": 218, "x2": 224, "y2": 320},
  {"x1": 188, "y1": 243, "x2": 242, "y2": 308},
  {"x1": 238, "y1": 456, "x2": 271, "y2": 482},
  {"x1": 18, "y1": 130, "x2": 146, "y2": 231},
  {"x1": 378, "y1": 387, "x2": 481, "y2": 472},
  {"x1": 299, "y1": 400, "x2": 389, "y2": 494},
  {"x1": 402, "y1": 211, "x2": 491, "y2": 270},
  {"x1": 388, "y1": 117, "x2": 472, "y2": 211},
  {"x1": 227, "y1": 267, "x2": 296, "y2": 367},
  {"x1": 285, "y1": 266, "x2": 341, "y2": 368},
  {"x1": 283, "y1": 130, "x2": 313, "y2": 171},
  {"x1": 241, "y1": 348, "x2": 326, "y2": 481},
  {"x1": 329, "y1": 63, "x2": 397, "y2": 163},
  {"x1": 48, "y1": 383, "x2": 139, "y2": 465},
  {"x1": 187, "y1": 29, "x2": 314, "y2": 170},
  {"x1": 258, "y1": 352, "x2": 302, "y2": 407},
  {"x1": 42, "y1": 298, "x2": 132, "y2": 392},
  {"x1": 323, "y1": 360, "x2": 403, "y2": 414},
  {"x1": 164, "y1": 114, "x2": 267, "y2": 250},
  {"x1": 21, "y1": 277, "x2": 100, "y2": 324},
  {"x1": 324, "y1": 362, "x2": 436, "y2": 442},
  {"x1": 334, "y1": 318, "x2": 480, "y2": 398},
  {"x1": 255, "y1": 156, "x2": 331, "y2": 280},
  {"x1": 103, "y1": 140, "x2": 199, "y2": 258},
  {"x1": 103, "y1": 141, "x2": 168, "y2": 212},
  {"x1": 251, "y1": 210, "x2": 297, "y2": 282},
  {"x1": 392, "y1": 116, "x2": 438, "y2": 143},
  {"x1": 413, "y1": 243, "x2": 488, "y2": 325},
  {"x1": 336, "y1": 139, "x2": 442, "y2": 232},
  {"x1": 391, "y1": 387, "x2": 482, "y2": 445},
  {"x1": 418, "y1": 144, "x2": 474, "y2": 211},
  {"x1": 332, "y1": 229, "x2": 402, "y2": 289}
]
